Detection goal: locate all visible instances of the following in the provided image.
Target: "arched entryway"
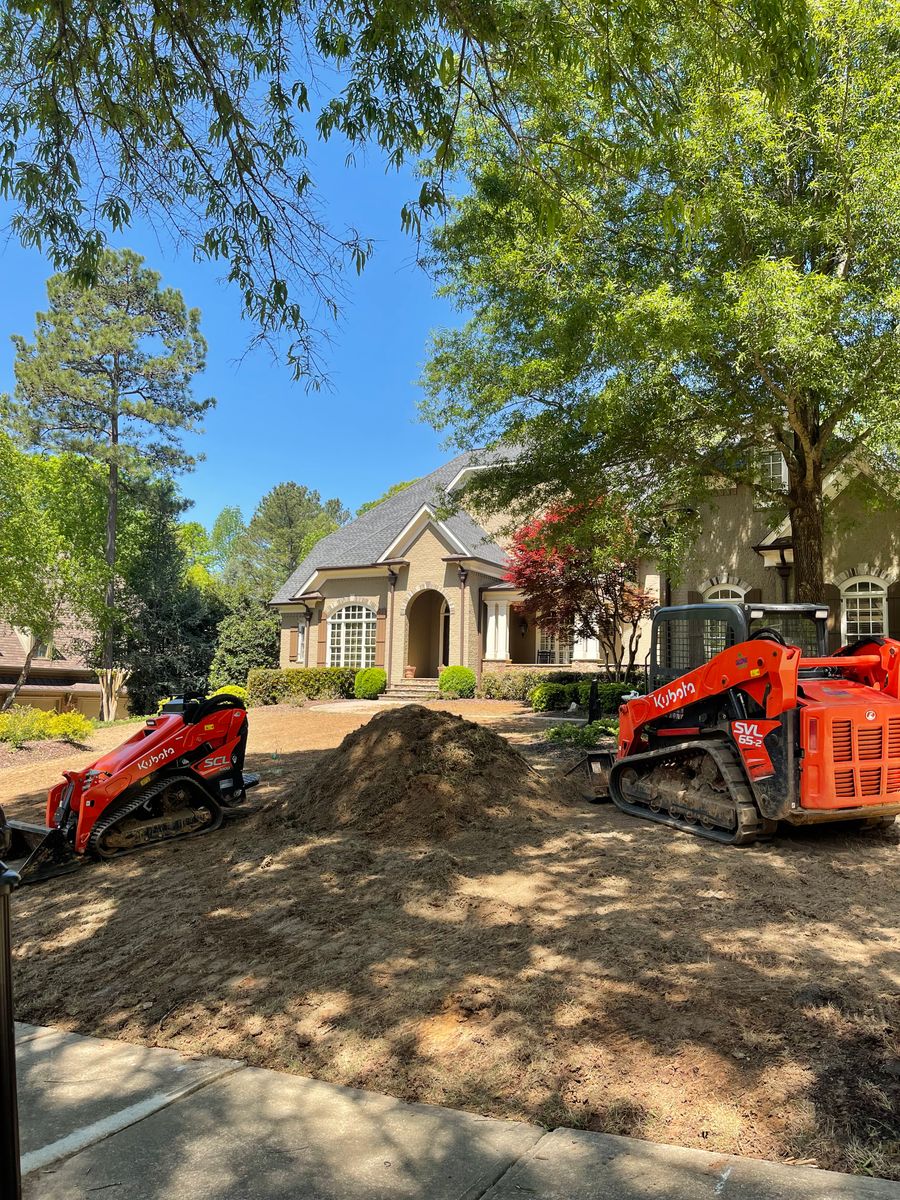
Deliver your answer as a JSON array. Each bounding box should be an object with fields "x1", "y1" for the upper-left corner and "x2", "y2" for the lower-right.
[{"x1": 406, "y1": 588, "x2": 449, "y2": 678}]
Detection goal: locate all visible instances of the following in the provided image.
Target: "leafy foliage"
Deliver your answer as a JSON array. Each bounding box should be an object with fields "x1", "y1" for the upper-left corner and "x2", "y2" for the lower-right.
[
  {"x1": 247, "y1": 667, "x2": 357, "y2": 706},
  {"x1": 208, "y1": 685, "x2": 250, "y2": 705},
  {"x1": 208, "y1": 598, "x2": 280, "y2": 691},
  {"x1": 356, "y1": 479, "x2": 418, "y2": 516},
  {"x1": 529, "y1": 682, "x2": 575, "y2": 711},
  {"x1": 2, "y1": 250, "x2": 211, "y2": 687},
  {"x1": 438, "y1": 665, "x2": 476, "y2": 698},
  {"x1": 424, "y1": 0, "x2": 900, "y2": 600},
  {"x1": 242, "y1": 482, "x2": 349, "y2": 599},
  {"x1": 0, "y1": 435, "x2": 110, "y2": 709},
  {"x1": 0, "y1": 0, "x2": 807, "y2": 379},
  {"x1": 354, "y1": 667, "x2": 388, "y2": 699},
  {"x1": 0, "y1": 707, "x2": 94, "y2": 747},
  {"x1": 110, "y1": 482, "x2": 226, "y2": 714},
  {"x1": 506, "y1": 507, "x2": 654, "y2": 680},
  {"x1": 544, "y1": 719, "x2": 619, "y2": 745}
]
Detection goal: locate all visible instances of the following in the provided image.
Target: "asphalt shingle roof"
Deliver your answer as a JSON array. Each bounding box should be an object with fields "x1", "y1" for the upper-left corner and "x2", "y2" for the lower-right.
[{"x1": 270, "y1": 450, "x2": 509, "y2": 604}]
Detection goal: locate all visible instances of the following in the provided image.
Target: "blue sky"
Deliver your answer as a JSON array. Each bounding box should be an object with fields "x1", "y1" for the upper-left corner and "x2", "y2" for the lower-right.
[{"x1": 0, "y1": 140, "x2": 460, "y2": 530}]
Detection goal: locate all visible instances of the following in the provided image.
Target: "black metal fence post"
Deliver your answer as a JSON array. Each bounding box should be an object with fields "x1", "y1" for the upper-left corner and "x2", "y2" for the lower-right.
[
  {"x1": 588, "y1": 675, "x2": 600, "y2": 725},
  {"x1": 0, "y1": 863, "x2": 21, "y2": 1200}
]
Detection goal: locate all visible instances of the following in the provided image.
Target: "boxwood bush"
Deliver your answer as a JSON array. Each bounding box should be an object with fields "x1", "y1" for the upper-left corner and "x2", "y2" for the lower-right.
[
  {"x1": 576, "y1": 680, "x2": 637, "y2": 714},
  {"x1": 438, "y1": 665, "x2": 476, "y2": 699},
  {"x1": 247, "y1": 667, "x2": 357, "y2": 706},
  {"x1": 354, "y1": 667, "x2": 387, "y2": 699},
  {"x1": 208, "y1": 684, "x2": 250, "y2": 705}
]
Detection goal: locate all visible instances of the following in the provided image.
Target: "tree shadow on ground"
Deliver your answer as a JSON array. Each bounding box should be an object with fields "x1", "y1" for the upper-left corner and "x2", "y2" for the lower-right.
[{"x1": 7, "y1": 737, "x2": 900, "y2": 1181}]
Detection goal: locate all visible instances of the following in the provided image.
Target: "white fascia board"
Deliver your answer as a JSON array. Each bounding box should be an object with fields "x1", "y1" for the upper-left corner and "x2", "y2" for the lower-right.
[
  {"x1": 759, "y1": 457, "x2": 864, "y2": 547},
  {"x1": 378, "y1": 505, "x2": 470, "y2": 560}
]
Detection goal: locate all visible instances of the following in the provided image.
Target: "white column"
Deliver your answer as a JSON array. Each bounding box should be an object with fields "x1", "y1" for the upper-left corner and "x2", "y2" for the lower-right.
[
  {"x1": 485, "y1": 599, "x2": 511, "y2": 660},
  {"x1": 573, "y1": 635, "x2": 600, "y2": 661}
]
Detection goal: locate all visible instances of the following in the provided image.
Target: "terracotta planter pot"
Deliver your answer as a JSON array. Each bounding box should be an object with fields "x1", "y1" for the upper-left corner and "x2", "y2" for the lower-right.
[{"x1": 403, "y1": 665, "x2": 416, "y2": 679}]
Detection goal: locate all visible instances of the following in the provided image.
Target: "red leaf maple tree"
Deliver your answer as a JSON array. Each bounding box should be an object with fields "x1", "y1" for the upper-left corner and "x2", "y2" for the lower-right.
[{"x1": 505, "y1": 504, "x2": 654, "y2": 680}]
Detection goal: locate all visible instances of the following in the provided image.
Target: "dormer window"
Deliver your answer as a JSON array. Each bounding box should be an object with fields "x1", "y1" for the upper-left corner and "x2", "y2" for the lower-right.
[{"x1": 756, "y1": 449, "x2": 788, "y2": 492}]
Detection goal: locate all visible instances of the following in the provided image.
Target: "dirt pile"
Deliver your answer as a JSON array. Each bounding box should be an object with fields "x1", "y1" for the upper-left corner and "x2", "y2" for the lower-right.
[{"x1": 280, "y1": 704, "x2": 572, "y2": 841}]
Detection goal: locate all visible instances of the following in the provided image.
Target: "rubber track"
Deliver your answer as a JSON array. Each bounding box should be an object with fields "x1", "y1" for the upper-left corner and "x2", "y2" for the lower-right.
[
  {"x1": 87, "y1": 773, "x2": 223, "y2": 858},
  {"x1": 609, "y1": 739, "x2": 763, "y2": 846}
]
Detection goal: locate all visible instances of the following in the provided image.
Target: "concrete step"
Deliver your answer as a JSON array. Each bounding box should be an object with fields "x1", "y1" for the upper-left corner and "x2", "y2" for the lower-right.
[{"x1": 382, "y1": 680, "x2": 441, "y2": 700}]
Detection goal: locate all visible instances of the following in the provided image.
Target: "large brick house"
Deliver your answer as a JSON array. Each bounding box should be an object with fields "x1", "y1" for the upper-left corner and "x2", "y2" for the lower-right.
[
  {"x1": 270, "y1": 451, "x2": 900, "y2": 691},
  {"x1": 0, "y1": 618, "x2": 110, "y2": 716}
]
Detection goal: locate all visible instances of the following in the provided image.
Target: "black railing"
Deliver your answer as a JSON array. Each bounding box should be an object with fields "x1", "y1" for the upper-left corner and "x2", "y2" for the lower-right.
[{"x1": 0, "y1": 863, "x2": 21, "y2": 1200}]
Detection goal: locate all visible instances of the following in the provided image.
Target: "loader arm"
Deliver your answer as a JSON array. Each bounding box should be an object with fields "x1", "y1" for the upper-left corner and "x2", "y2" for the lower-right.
[{"x1": 618, "y1": 640, "x2": 803, "y2": 758}]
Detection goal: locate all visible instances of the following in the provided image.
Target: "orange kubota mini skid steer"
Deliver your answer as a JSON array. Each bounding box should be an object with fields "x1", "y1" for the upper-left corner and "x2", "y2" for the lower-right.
[
  {"x1": 580, "y1": 602, "x2": 900, "y2": 845},
  {"x1": 0, "y1": 692, "x2": 259, "y2": 883}
]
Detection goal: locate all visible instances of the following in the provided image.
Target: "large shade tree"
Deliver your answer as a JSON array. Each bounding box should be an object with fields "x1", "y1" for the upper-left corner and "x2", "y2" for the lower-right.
[
  {"x1": 0, "y1": 0, "x2": 807, "y2": 379},
  {"x1": 423, "y1": 0, "x2": 900, "y2": 601},
  {"x1": 0, "y1": 437, "x2": 108, "y2": 710},
  {"x1": 2, "y1": 250, "x2": 211, "y2": 714}
]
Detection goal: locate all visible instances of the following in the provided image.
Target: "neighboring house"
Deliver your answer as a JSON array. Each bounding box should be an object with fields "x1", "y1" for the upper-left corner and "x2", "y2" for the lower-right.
[
  {"x1": 0, "y1": 619, "x2": 114, "y2": 717},
  {"x1": 271, "y1": 450, "x2": 900, "y2": 690}
]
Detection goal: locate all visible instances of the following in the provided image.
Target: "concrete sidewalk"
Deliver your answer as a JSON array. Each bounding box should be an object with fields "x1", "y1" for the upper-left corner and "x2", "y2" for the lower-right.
[{"x1": 15, "y1": 1023, "x2": 898, "y2": 1199}]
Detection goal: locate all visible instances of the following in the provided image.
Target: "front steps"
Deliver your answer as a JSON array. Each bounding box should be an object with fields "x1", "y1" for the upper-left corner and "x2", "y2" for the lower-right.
[{"x1": 381, "y1": 678, "x2": 440, "y2": 701}]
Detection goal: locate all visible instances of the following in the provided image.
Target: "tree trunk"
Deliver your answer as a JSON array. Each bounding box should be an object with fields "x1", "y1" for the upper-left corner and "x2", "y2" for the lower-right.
[
  {"x1": 97, "y1": 667, "x2": 131, "y2": 723},
  {"x1": 790, "y1": 472, "x2": 826, "y2": 603},
  {"x1": 102, "y1": 409, "x2": 119, "y2": 672},
  {"x1": 0, "y1": 643, "x2": 37, "y2": 713}
]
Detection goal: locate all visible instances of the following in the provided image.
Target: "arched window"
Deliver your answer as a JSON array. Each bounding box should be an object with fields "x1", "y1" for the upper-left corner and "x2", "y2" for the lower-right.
[
  {"x1": 840, "y1": 578, "x2": 888, "y2": 641},
  {"x1": 703, "y1": 584, "x2": 746, "y2": 603},
  {"x1": 327, "y1": 604, "x2": 377, "y2": 668}
]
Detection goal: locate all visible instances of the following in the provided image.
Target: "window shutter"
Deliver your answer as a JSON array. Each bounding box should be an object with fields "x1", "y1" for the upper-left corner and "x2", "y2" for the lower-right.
[
  {"x1": 288, "y1": 626, "x2": 299, "y2": 662},
  {"x1": 687, "y1": 590, "x2": 703, "y2": 604},
  {"x1": 745, "y1": 588, "x2": 762, "y2": 603},
  {"x1": 317, "y1": 615, "x2": 327, "y2": 666},
  {"x1": 375, "y1": 610, "x2": 387, "y2": 669}
]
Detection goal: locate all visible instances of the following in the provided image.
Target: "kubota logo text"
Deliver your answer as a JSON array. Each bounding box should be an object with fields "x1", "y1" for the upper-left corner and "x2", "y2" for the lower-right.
[
  {"x1": 652, "y1": 681, "x2": 697, "y2": 710},
  {"x1": 137, "y1": 747, "x2": 174, "y2": 772}
]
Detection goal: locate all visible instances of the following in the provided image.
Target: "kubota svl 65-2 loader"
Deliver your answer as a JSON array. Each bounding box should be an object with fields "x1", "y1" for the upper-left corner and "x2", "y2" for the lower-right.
[{"x1": 583, "y1": 602, "x2": 900, "y2": 845}]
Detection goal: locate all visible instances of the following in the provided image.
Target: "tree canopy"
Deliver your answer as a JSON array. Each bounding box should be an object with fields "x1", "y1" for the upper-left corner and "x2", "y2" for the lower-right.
[
  {"x1": 356, "y1": 478, "x2": 418, "y2": 516},
  {"x1": 0, "y1": 0, "x2": 808, "y2": 380},
  {"x1": 423, "y1": 0, "x2": 900, "y2": 600},
  {"x1": 243, "y1": 482, "x2": 349, "y2": 598}
]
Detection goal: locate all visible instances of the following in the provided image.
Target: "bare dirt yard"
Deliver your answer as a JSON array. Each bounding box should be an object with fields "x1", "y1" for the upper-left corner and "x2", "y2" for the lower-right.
[{"x1": 2, "y1": 701, "x2": 898, "y2": 1179}]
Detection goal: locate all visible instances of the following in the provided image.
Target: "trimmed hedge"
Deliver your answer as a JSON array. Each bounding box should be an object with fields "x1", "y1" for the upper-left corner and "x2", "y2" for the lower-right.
[
  {"x1": 576, "y1": 680, "x2": 636, "y2": 715},
  {"x1": 529, "y1": 682, "x2": 576, "y2": 712},
  {"x1": 439, "y1": 665, "x2": 476, "y2": 699},
  {"x1": 354, "y1": 667, "x2": 387, "y2": 699},
  {"x1": 247, "y1": 667, "x2": 357, "y2": 706}
]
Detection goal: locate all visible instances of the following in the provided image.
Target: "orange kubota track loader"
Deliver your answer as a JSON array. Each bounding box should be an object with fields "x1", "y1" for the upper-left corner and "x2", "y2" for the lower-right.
[
  {"x1": 0, "y1": 692, "x2": 259, "y2": 883},
  {"x1": 583, "y1": 603, "x2": 900, "y2": 845}
]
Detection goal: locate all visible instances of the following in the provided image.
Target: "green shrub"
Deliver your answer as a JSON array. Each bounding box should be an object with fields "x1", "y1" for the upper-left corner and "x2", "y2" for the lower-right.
[
  {"x1": 0, "y1": 706, "x2": 95, "y2": 747},
  {"x1": 354, "y1": 668, "x2": 387, "y2": 699},
  {"x1": 208, "y1": 684, "x2": 250, "y2": 705},
  {"x1": 478, "y1": 671, "x2": 543, "y2": 701},
  {"x1": 438, "y1": 666, "x2": 476, "y2": 699},
  {"x1": 0, "y1": 706, "x2": 46, "y2": 747},
  {"x1": 247, "y1": 667, "x2": 357, "y2": 706},
  {"x1": 544, "y1": 719, "x2": 619, "y2": 746},
  {"x1": 575, "y1": 680, "x2": 636, "y2": 714},
  {"x1": 46, "y1": 711, "x2": 94, "y2": 743},
  {"x1": 529, "y1": 682, "x2": 572, "y2": 712}
]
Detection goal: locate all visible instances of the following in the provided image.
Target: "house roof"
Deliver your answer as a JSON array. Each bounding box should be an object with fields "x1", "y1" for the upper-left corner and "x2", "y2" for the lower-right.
[
  {"x1": 270, "y1": 450, "x2": 510, "y2": 605},
  {"x1": 0, "y1": 617, "x2": 93, "y2": 675}
]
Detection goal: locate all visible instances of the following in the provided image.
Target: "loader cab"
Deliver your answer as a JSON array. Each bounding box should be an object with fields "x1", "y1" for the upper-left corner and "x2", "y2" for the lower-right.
[{"x1": 649, "y1": 603, "x2": 829, "y2": 692}]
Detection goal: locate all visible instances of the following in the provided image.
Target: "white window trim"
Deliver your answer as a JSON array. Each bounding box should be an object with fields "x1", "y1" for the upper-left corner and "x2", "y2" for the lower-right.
[
  {"x1": 839, "y1": 575, "x2": 889, "y2": 642},
  {"x1": 326, "y1": 603, "x2": 378, "y2": 668},
  {"x1": 702, "y1": 583, "x2": 748, "y2": 603},
  {"x1": 756, "y1": 448, "x2": 789, "y2": 493}
]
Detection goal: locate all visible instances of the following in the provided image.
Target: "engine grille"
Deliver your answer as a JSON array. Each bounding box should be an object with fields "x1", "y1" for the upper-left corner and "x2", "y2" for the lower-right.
[{"x1": 824, "y1": 717, "x2": 900, "y2": 802}]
